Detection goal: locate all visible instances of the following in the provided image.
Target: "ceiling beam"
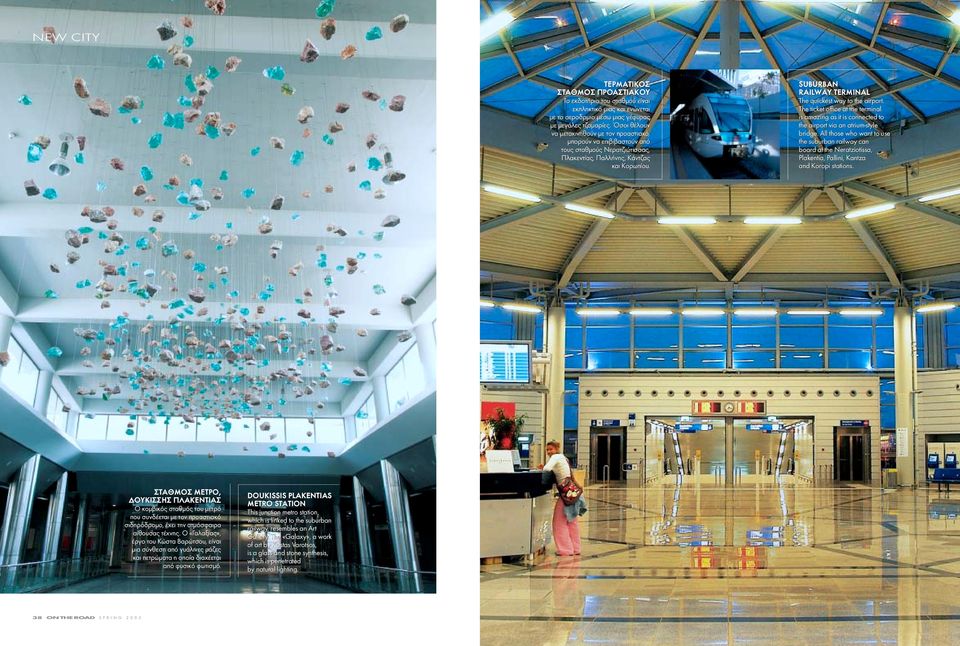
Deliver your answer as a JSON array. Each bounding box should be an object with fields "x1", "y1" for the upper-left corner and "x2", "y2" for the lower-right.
[
  {"x1": 557, "y1": 188, "x2": 634, "y2": 288},
  {"x1": 783, "y1": 47, "x2": 863, "y2": 80},
  {"x1": 841, "y1": 180, "x2": 960, "y2": 227},
  {"x1": 479, "y1": 262, "x2": 556, "y2": 282},
  {"x1": 729, "y1": 188, "x2": 823, "y2": 284},
  {"x1": 828, "y1": 186, "x2": 902, "y2": 288},
  {"x1": 871, "y1": 1, "x2": 890, "y2": 48},
  {"x1": 481, "y1": 0, "x2": 524, "y2": 75},
  {"x1": 639, "y1": 189, "x2": 727, "y2": 282},
  {"x1": 480, "y1": 180, "x2": 617, "y2": 233}
]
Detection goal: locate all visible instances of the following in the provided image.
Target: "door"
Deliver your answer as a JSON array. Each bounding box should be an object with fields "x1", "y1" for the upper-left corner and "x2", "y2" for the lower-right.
[
  {"x1": 836, "y1": 428, "x2": 870, "y2": 482},
  {"x1": 591, "y1": 428, "x2": 625, "y2": 483}
]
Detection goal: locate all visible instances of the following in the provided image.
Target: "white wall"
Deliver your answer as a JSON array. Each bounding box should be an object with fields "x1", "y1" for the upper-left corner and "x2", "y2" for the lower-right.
[
  {"x1": 916, "y1": 369, "x2": 960, "y2": 482},
  {"x1": 480, "y1": 387, "x2": 546, "y2": 463},
  {"x1": 577, "y1": 373, "x2": 881, "y2": 485}
]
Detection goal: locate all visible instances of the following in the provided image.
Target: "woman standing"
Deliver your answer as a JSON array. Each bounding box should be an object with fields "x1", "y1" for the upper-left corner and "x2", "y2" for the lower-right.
[{"x1": 541, "y1": 440, "x2": 586, "y2": 556}]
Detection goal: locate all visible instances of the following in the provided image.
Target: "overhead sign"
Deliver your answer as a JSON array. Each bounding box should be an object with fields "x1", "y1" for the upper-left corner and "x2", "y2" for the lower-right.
[
  {"x1": 746, "y1": 423, "x2": 784, "y2": 432},
  {"x1": 591, "y1": 419, "x2": 622, "y2": 428},
  {"x1": 622, "y1": 463, "x2": 638, "y2": 471},
  {"x1": 840, "y1": 420, "x2": 870, "y2": 427},
  {"x1": 675, "y1": 422, "x2": 713, "y2": 433},
  {"x1": 693, "y1": 400, "x2": 766, "y2": 415}
]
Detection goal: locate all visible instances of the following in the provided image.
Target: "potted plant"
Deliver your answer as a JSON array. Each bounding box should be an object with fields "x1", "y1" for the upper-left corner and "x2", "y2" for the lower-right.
[{"x1": 484, "y1": 407, "x2": 525, "y2": 450}]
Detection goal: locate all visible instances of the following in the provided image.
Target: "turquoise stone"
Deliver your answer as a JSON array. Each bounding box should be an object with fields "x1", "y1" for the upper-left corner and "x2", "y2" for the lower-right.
[
  {"x1": 365, "y1": 26, "x2": 382, "y2": 41},
  {"x1": 42, "y1": 187, "x2": 57, "y2": 200},
  {"x1": 315, "y1": 0, "x2": 335, "y2": 18},
  {"x1": 148, "y1": 132, "x2": 162, "y2": 148},
  {"x1": 146, "y1": 55, "x2": 164, "y2": 69},
  {"x1": 290, "y1": 150, "x2": 304, "y2": 166},
  {"x1": 27, "y1": 143, "x2": 42, "y2": 163},
  {"x1": 262, "y1": 65, "x2": 285, "y2": 80}
]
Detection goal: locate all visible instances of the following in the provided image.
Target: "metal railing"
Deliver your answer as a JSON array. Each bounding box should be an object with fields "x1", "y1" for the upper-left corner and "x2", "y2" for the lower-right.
[
  {"x1": 816, "y1": 464, "x2": 834, "y2": 483},
  {"x1": 303, "y1": 559, "x2": 436, "y2": 593},
  {"x1": 0, "y1": 556, "x2": 109, "y2": 593}
]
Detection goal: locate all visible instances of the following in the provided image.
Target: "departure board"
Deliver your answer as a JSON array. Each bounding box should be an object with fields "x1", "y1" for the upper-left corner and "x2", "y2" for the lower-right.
[{"x1": 479, "y1": 342, "x2": 531, "y2": 384}]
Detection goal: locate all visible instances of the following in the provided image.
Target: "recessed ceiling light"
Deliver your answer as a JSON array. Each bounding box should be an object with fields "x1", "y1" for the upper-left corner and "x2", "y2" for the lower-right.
[
  {"x1": 845, "y1": 203, "x2": 894, "y2": 219},
  {"x1": 482, "y1": 184, "x2": 541, "y2": 202},
  {"x1": 565, "y1": 203, "x2": 614, "y2": 219}
]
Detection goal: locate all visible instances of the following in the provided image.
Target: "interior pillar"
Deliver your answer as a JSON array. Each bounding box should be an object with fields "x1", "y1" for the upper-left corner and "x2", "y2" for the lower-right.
[
  {"x1": 720, "y1": 0, "x2": 741, "y2": 70},
  {"x1": 41, "y1": 471, "x2": 69, "y2": 562},
  {"x1": 894, "y1": 302, "x2": 915, "y2": 486},
  {"x1": 380, "y1": 459, "x2": 421, "y2": 591},
  {"x1": 545, "y1": 300, "x2": 566, "y2": 451},
  {"x1": 352, "y1": 476, "x2": 374, "y2": 567},
  {"x1": 0, "y1": 454, "x2": 41, "y2": 566}
]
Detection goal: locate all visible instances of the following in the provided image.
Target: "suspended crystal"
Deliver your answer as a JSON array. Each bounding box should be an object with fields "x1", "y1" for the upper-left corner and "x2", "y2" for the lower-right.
[
  {"x1": 131, "y1": 116, "x2": 141, "y2": 124},
  {"x1": 280, "y1": 83, "x2": 295, "y2": 96},
  {"x1": 162, "y1": 111, "x2": 185, "y2": 129},
  {"x1": 367, "y1": 157, "x2": 382, "y2": 171},
  {"x1": 44, "y1": 289, "x2": 58, "y2": 299},
  {"x1": 206, "y1": 65, "x2": 220, "y2": 79},
  {"x1": 322, "y1": 134, "x2": 334, "y2": 145},
  {"x1": 74, "y1": 152, "x2": 84, "y2": 164},
  {"x1": 365, "y1": 26, "x2": 382, "y2": 41},
  {"x1": 242, "y1": 188, "x2": 255, "y2": 199},
  {"x1": 219, "y1": 170, "x2": 229, "y2": 181},
  {"x1": 290, "y1": 150, "x2": 304, "y2": 166},
  {"x1": 183, "y1": 34, "x2": 194, "y2": 48},
  {"x1": 140, "y1": 166, "x2": 154, "y2": 181},
  {"x1": 205, "y1": 123, "x2": 220, "y2": 139},
  {"x1": 250, "y1": 146, "x2": 260, "y2": 156},
  {"x1": 358, "y1": 180, "x2": 371, "y2": 191},
  {"x1": 373, "y1": 284, "x2": 385, "y2": 295},
  {"x1": 148, "y1": 132, "x2": 163, "y2": 148},
  {"x1": 47, "y1": 346, "x2": 63, "y2": 358},
  {"x1": 42, "y1": 187, "x2": 57, "y2": 200},
  {"x1": 262, "y1": 65, "x2": 285, "y2": 80},
  {"x1": 315, "y1": 0, "x2": 335, "y2": 18},
  {"x1": 17, "y1": 95, "x2": 31, "y2": 105},
  {"x1": 27, "y1": 143, "x2": 42, "y2": 163},
  {"x1": 146, "y1": 54, "x2": 165, "y2": 69}
]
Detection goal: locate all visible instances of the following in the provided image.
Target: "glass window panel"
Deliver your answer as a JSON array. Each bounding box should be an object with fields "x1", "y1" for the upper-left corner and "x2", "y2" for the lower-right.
[
  {"x1": 285, "y1": 418, "x2": 314, "y2": 443},
  {"x1": 403, "y1": 344, "x2": 426, "y2": 399},
  {"x1": 828, "y1": 326, "x2": 872, "y2": 349},
  {"x1": 875, "y1": 326, "x2": 893, "y2": 350},
  {"x1": 481, "y1": 307, "x2": 513, "y2": 325},
  {"x1": 947, "y1": 348, "x2": 960, "y2": 368},
  {"x1": 947, "y1": 307, "x2": 960, "y2": 324},
  {"x1": 2, "y1": 338, "x2": 39, "y2": 405},
  {"x1": 731, "y1": 326, "x2": 775, "y2": 349},
  {"x1": 634, "y1": 326, "x2": 679, "y2": 349},
  {"x1": 196, "y1": 417, "x2": 224, "y2": 441},
  {"x1": 564, "y1": 406, "x2": 578, "y2": 430},
  {"x1": 386, "y1": 359, "x2": 407, "y2": 414},
  {"x1": 780, "y1": 352, "x2": 824, "y2": 369},
  {"x1": 563, "y1": 379, "x2": 579, "y2": 406},
  {"x1": 684, "y1": 351, "x2": 726, "y2": 369},
  {"x1": 166, "y1": 416, "x2": 196, "y2": 442},
  {"x1": 635, "y1": 351, "x2": 679, "y2": 368},
  {"x1": 918, "y1": 349, "x2": 926, "y2": 368},
  {"x1": 565, "y1": 307, "x2": 583, "y2": 324},
  {"x1": 586, "y1": 350, "x2": 630, "y2": 370},
  {"x1": 46, "y1": 390, "x2": 59, "y2": 423},
  {"x1": 879, "y1": 380, "x2": 896, "y2": 405},
  {"x1": 534, "y1": 317, "x2": 544, "y2": 351},
  {"x1": 106, "y1": 415, "x2": 136, "y2": 441},
  {"x1": 564, "y1": 328, "x2": 583, "y2": 350},
  {"x1": 480, "y1": 322, "x2": 510, "y2": 341},
  {"x1": 781, "y1": 313, "x2": 829, "y2": 326},
  {"x1": 77, "y1": 414, "x2": 108, "y2": 440},
  {"x1": 5, "y1": 337, "x2": 23, "y2": 372},
  {"x1": 945, "y1": 325, "x2": 960, "y2": 348},
  {"x1": 256, "y1": 418, "x2": 281, "y2": 443},
  {"x1": 585, "y1": 326, "x2": 630, "y2": 349},
  {"x1": 683, "y1": 326, "x2": 727, "y2": 350},
  {"x1": 829, "y1": 350, "x2": 872, "y2": 370},
  {"x1": 564, "y1": 350, "x2": 584, "y2": 370},
  {"x1": 136, "y1": 416, "x2": 167, "y2": 442},
  {"x1": 227, "y1": 418, "x2": 256, "y2": 443},
  {"x1": 779, "y1": 326, "x2": 824, "y2": 348},
  {"x1": 56, "y1": 405, "x2": 69, "y2": 434},
  {"x1": 732, "y1": 351, "x2": 776, "y2": 369},
  {"x1": 881, "y1": 405, "x2": 896, "y2": 429},
  {"x1": 876, "y1": 349, "x2": 895, "y2": 369},
  {"x1": 313, "y1": 418, "x2": 345, "y2": 443}
]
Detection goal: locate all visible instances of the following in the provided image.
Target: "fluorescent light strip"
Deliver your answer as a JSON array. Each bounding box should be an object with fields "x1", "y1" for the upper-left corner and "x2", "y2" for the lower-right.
[
  {"x1": 658, "y1": 216, "x2": 716, "y2": 225},
  {"x1": 682, "y1": 307, "x2": 726, "y2": 317},
  {"x1": 918, "y1": 187, "x2": 960, "y2": 203},
  {"x1": 629, "y1": 308, "x2": 674, "y2": 316},
  {"x1": 575, "y1": 308, "x2": 621, "y2": 317},
  {"x1": 482, "y1": 184, "x2": 541, "y2": 202},
  {"x1": 838, "y1": 308, "x2": 883, "y2": 317},
  {"x1": 734, "y1": 307, "x2": 778, "y2": 317},
  {"x1": 480, "y1": 10, "x2": 514, "y2": 42},
  {"x1": 786, "y1": 308, "x2": 831, "y2": 316},
  {"x1": 503, "y1": 303, "x2": 541, "y2": 314},
  {"x1": 916, "y1": 302, "x2": 957, "y2": 314},
  {"x1": 479, "y1": 300, "x2": 496, "y2": 308},
  {"x1": 845, "y1": 202, "x2": 894, "y2": 219},
  {"x1": 565, "y1": 203, "x2": 614, "y2": 219},
  {"x1": 743, "y1": 217, "x2": 802, "y2": 225}
]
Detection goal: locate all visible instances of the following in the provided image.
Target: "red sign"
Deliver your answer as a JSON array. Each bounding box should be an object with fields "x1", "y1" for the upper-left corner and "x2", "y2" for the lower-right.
[{"x1": 481, "y1": 401, "x2": 515, "y2": 420}]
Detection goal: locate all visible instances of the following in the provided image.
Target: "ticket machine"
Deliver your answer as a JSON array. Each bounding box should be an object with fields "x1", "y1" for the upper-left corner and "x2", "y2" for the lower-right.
[
  {"x1": 946, "y1": 453, "x2": 957, "y2": 470},
  {"x1": 928, "y1": 453, "x2": 941, "y2": 480}
]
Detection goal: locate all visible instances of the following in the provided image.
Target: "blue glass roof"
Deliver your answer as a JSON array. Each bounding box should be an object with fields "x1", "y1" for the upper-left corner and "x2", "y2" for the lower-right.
[{"x1": 481, "y1": 1, "x2": 960, "y2": 150}]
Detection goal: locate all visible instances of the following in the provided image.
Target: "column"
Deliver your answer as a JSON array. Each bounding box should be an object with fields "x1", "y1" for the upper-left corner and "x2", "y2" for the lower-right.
[
  {"x1": 372, "y1": 375, "x2": 388, "y2": 423},
  {"x1": 725, "y1": 418, "x2": 735, "y2": 486},
  {"x1": 894, "y1": 302, "x2": 915, "y2": 486},
  {"x1": 0, "y1": 454, "x2": 41, "y2": 566},
  {"x1": 333, "y1": 501, "x2": 345, "y2": 563},
  {"x1": 104, "y1": 509, "x2": 119, "y2": 568},
  {"x1": 41, "y1": 472, "x2": 68, "y2": 562},
  {"x1": 351, "y1": 476, "x2": 374, "y2": 567},
  {"x1": 719, "y1": 0, "x2": 741, "y2": 70},
  {"x1": 380, "y1": 459, "x2": 421, "y2": 592},
  {"x1": 414, "y1": 322, "x2": 437, "y2": 386},
  {"x1": 72, "y1": 495, "x2": 88, "y2": 559},
  {"x1": 35, "y1": 369, "x2": 54, "y2": 414},
  {"x1": 545, "y1": 301, "x2": 565, "y2": 449}
]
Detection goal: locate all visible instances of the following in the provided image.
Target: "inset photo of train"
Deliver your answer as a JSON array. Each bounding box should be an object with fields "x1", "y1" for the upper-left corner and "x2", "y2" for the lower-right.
[{"x1": 670, "y1": 69, "x2": 782, "y2": 180}]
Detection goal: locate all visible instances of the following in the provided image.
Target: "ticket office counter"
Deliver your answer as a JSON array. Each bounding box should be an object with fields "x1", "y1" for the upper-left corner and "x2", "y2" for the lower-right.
[{"x1": 480, "y1": 472, "x2": 553, "y2": 559}]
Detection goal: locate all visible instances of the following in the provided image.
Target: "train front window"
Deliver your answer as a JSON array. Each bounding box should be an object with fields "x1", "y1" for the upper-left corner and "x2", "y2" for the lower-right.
[{"x1": 710, "y1": 98, "x2": 750, "y2": 133}]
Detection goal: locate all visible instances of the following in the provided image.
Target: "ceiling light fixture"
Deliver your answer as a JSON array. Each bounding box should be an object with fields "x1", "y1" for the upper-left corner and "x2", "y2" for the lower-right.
[
  {"x1": 918, "y1": 187, "x2": 960, "y2": 203},
  {"x1": 838, "y1": 308, "x2": 883, "y2": 317},
  {"x1": 845, "y1": 202, "x2": 894, "y2": 219},
  {"x1": 743, "y1": 216, "x2": 802, "y2": 225},
  {"x1": 658, "y1": 216, "x2": 716, "y2": 225},
  {"x1": 786, "y1": 308, "x2": 831, "y2": 316},
  {"x1": 479, "y1": 300, "x2": 496, "y2": 308},
  {"x1": 48, "y1": 133, "x2": 73, "y2": 177},
  {"x1": 916, "y1": 302, "x2": 957, "y2": 314},
  {"x1": 503, "y1": 302, "x2": 541, "y2": 314},
  {"x1": 575, "y1": 308, "x2": 621, "y2": 317},
  {"x1": 482, "y1": 184, "x2": 541, "y2": 202},
  {"x1": 565, "y1": 203, "x2": 614, "y2": 219},
  {"x1": 682, "y1": 307, "x2": 726, "y2": 317},
  {"x1": 629, "y1": 308, "x2": 674, "y2": 316},
  {"x1": 734, "y1": 307, "x2": 778, "y2": 317}
]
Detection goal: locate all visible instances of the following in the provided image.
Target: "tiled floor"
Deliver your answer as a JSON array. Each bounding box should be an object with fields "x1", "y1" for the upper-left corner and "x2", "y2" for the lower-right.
[
  {"x1": 481, "y1": 480, "x2": 960, "y2": 644},
  {"x1": 51, "y1": 572, "x2": 344, "y2": 593}
]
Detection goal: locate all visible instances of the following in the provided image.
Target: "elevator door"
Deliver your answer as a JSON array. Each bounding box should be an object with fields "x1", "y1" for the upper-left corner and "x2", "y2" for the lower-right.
[
  {"x1": 591, "y1": 428, "x2": 625, "y2": 483},
  {"x1": 836, "y1": 429, "x2": 869, "y2": 482}
]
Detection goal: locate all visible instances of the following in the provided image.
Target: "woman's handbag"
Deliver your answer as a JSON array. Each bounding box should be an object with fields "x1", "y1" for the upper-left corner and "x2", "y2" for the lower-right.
[{"x1": 556, "y1": 466, "x2": 583, "y2": 506}]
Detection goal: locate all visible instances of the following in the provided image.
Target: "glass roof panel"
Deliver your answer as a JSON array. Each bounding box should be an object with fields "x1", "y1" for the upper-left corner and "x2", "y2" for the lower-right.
[
  {"x1": 875, "y1": 35, "x2": 944, "y2": 69},
  {"x1": 807, "y1": 2, "x2": 883, "y2": 40},
  {"x1": 810, "y1": 110, "x2": 876, "y2": 146},
  {"x1": 581, "y1": 58, "x2": 640, "y2": 89},
  {"x1": 899, "y1": 80, "x2": 960, "y2": 118},
  {"x1": 888, "y1": 10, "x2": 954, "y2": 40},
  {"x1": 507, "y1": 8, "x2": 577, "y2": 39},
  {"x1": 668, "y1": 2, "x2": 714, "y2": 31},
  {"x1": 856, "y1": 52, "x2": 923, "y2": 84},
  {"x1": 547, "y1": 93, "x2": 597, "y2": 124},
  {"x1": 578, "y1": 3, "x2": 653, "y2": 42},
  {"x1": 744, "y1": 0, "x2": 797, "y2": 32},
  {"x1": 482, "y1": 80, "x2": 557, "y2": 118},
  {"x1": 769, "y1": 22, "x2": 857, "y2": 70},
  {"x1": 604, "y1": 26, "x2": 692, "y2": 69},
  {"x1": 514, "y1": 36, "x2": 583, "y2": 69},
  {"x1": 538, "y1": 52, "x2": 604, "y2": 85},
  {"x1": 480, "y1": 54, "x2": 520, "y2": 91}
]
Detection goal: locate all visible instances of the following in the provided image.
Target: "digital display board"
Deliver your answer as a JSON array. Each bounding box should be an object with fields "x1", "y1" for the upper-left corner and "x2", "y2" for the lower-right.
[
  {"x1": 479, "y1": 342, "x2": 531, "y2": 384},
  {"x1": 693, "y1": 400, "x2": 766, "y2": 415}
]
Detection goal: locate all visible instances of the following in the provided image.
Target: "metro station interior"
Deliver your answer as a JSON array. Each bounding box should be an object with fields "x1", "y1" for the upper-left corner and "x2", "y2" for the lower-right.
[
  {"x1": 0, "y1": 0, "x2": 436, "y2": 593},
  {"x1": 480, "y1": 0, "x2": 960, "y2": 641}
]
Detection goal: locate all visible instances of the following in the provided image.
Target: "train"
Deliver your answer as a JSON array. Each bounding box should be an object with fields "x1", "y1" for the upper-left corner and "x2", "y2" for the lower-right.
[{"x1": 675, "y1": 92, "x2": 755, "y2": 160}]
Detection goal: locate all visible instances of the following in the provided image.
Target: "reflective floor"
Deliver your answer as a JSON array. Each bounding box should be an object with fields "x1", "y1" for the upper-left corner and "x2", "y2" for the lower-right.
[
  {"x1": 481, "y1": 480, "x2": 960, "y2": 644},
  {"x1": 50, "y1": 572, "x2": 343, "y2": 593}
]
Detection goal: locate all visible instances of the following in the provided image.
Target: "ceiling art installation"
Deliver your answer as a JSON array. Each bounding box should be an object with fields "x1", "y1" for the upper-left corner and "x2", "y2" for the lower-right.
[{"x1": 6, "y1": 1, "x2": 435, "y2": 453}]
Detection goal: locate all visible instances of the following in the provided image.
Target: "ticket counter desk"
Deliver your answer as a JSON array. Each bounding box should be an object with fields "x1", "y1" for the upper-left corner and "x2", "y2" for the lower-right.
[{"x1": 480, "y1": 472, "x2": 553, "y2": 560}]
